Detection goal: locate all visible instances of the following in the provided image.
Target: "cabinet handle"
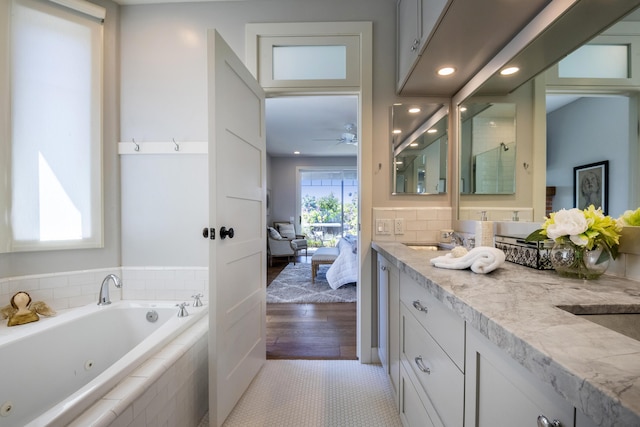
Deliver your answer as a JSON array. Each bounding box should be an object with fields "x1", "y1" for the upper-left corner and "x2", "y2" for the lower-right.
[
  {"x1": 414, "y1": 356, "x2": 431, "y2": 374},
  {"x1": 412, "y1": 300, "x2": 428, "y2": 313},
  {"x1": 537, "y1": 415, "x2": 562, "y2": 427}
]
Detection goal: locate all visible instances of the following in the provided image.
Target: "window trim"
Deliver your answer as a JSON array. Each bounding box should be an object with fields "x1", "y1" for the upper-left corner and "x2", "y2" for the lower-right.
[{"x1": 3, "y1": 0, "x2": 104, "y2": 253}]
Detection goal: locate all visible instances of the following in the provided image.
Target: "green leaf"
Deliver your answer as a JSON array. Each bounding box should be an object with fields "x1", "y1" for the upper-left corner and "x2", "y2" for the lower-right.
[{"x1": 525, "y1": 229, "x2": 547, "y2": 242}]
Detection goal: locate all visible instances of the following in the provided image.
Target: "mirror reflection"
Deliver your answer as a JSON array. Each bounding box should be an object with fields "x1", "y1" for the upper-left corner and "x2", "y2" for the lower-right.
[
  {"x1": 460, "y1": 103, "x2": 516, "y2": 195},
  {"x1": 392, "y1": 104, "x2": 448, "y2": 195},
  {"x1": 457, "y1": 7, "x2": 640, "y2": 222}
]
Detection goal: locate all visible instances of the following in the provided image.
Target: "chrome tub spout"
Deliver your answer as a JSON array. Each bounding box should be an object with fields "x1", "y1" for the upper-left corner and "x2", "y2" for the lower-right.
[{"x1": 98, "y1": 274, "x2": 122, "y2": 306}]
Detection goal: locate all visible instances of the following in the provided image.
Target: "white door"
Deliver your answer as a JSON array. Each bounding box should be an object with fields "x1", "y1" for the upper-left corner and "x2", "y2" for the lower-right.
[{"x1": 207, "y1": 30, "x2": 266, "y2": 427}]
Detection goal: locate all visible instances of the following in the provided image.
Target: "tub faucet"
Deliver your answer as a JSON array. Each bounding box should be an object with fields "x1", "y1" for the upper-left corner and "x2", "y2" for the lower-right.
[
  {"x1": 98, "y1": 274, "x2": 122, "y2": 306},
  {"x1": 177, "y1": 302, "x2": 189, "y2": 317}
]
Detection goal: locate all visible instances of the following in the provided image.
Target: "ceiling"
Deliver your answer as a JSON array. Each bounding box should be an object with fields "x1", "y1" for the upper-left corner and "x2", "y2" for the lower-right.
[{"x1": 265, "y1": 95, "x2": 358, "y2": 157}]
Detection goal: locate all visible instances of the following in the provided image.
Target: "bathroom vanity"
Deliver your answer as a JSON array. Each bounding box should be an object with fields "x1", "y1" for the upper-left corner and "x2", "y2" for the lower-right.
[{"x1": 373, "y1": 241, "x2": 640, "y2": 427}]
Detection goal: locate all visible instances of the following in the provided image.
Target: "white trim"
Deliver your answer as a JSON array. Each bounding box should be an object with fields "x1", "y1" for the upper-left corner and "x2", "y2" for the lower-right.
[
  {"x1": 246, "y1": 21, "x2": 373, "y2": 363},
  {"x1": 48, "y1": 0, "x2": 105, "y2": 20}
]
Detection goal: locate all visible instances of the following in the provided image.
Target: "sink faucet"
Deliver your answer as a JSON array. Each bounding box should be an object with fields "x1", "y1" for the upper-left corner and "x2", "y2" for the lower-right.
[
  {"x1": 451, "y1": 232, "x2": 466, "y2": 247},
  {"x1": 98, "y1": 274, "x2": 122, "y2": 305}
]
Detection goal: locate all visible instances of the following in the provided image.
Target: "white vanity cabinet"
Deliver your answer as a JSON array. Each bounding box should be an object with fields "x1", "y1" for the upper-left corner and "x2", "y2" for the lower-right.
[
  {"x1": 399, "y1": 271, "x2": 465, "y2": 426},
  {"x1": 465, "y1": 326, "x2": 574, "y2": 427},
  {"x1": 396, "y1": 0, "x2": 448, "y2": 91},
  {"x1": 377, "y1": 253, "x2": 400, "y2": 408}
]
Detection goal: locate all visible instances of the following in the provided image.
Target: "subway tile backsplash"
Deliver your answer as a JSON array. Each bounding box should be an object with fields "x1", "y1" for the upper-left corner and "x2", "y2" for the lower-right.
[
  {"x1": 372, "y1": 207, "x2": 452, "y2": 243},
  {"x1": 0, "y1": 267, "x2": 208, "y2": 310}
]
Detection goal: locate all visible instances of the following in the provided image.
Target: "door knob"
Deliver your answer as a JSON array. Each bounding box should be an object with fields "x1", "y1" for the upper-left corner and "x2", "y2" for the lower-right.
[{"x1": 220, "y1": 227, "x2": 234, "y2": 239}]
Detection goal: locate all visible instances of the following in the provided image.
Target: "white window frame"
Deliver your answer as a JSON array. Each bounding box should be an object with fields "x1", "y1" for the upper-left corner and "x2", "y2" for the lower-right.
[{"x1": 1, "y1": 0, "x2": 104, "y2": 253}]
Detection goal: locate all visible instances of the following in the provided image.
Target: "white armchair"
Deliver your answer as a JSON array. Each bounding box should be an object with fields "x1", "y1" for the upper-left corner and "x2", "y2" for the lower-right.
[{"x1": 267, "y1": 223, "x2": 308, "y2": 266}]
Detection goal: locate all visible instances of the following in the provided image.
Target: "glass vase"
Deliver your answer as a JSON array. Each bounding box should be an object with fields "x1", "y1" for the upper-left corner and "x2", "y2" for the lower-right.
[{"x1": 550, "y1": 241, "x2": 611, "y2": 280}]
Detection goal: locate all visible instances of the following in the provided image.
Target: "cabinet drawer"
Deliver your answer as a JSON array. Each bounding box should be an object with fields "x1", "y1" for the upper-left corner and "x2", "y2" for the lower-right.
[
  {"x1": 400, "y1": 364, "x2": 437, "y2": 427},
  {"x1": 401, "y1": 304, "x2": 464, "y2": 427},
  {"x1": 400, "y1": 271, "x2": 465, "y2": 369}
]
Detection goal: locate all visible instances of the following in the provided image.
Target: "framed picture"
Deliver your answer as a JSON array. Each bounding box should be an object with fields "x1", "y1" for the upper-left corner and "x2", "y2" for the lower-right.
[{"x1": 574, "y1": 160, "x2": 608, "y2": 213}]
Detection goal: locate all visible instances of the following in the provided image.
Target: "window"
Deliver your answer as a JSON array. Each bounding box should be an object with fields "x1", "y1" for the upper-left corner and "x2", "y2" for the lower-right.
[
  {"x1": 299, "y1": 169, "x2": 358, "y2": 247},
  {"x1": 255, "y1": 34, "x2": 361, "y2": 89},
  {"x1": 3, "y1": 0, "x2": 104, "y2": 252}
]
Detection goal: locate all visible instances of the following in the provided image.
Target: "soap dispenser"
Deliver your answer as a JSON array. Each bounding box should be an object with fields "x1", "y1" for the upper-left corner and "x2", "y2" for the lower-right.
[{"x1": 475, "y1": 211, "x2": 495, "y2": 247}]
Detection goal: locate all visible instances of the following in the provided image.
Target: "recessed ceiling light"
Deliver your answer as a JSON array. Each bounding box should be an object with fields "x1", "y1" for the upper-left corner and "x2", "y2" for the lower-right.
[
  {"x1": 500, "y1": 66, "x2": 520, "y2": 76},
  {"x1": 392, "y1": 129, "x2": 402, "y2": 134},
  {"x1": 427, "y1": 129, "x2": 437, "y2": 134},
  {"x1": 294, "y1": 151, "x2": 300, "y2": 155},
  {"x1": 437, "y1": 67, "x2": 455, "y2": 76},
  {"x1": 408, "y1": 107, "x2": 421, "y2": 114}
]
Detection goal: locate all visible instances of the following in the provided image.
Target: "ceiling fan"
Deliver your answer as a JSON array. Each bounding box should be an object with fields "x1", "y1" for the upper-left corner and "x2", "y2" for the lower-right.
[{"x1": 314, "y1": 123, "x2": 358, "y2": 145}]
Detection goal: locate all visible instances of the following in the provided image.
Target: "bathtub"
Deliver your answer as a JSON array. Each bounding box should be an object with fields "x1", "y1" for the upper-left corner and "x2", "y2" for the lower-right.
[{"x1": 0, "y1": 300, "x2": 208, "y2": 427}]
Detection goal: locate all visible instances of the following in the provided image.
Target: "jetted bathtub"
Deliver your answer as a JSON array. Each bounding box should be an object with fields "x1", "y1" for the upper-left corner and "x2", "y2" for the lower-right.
[{"x1": 0, "y1": 300, "x2": 207, "y2": 427}]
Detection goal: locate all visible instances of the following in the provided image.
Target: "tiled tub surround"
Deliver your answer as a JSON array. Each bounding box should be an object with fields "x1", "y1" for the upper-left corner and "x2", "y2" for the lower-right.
[
  {"x1": 0, "y1": 267, "x2": 209, "y2": 427},
  {"x1": 372, "y1": 241, "x2": 640, "y2": 426},
  {"x1": 0, "y1": 267, "x2": 208, "y2": 312},
  {"x1": 70, "y1": 316, "x2": 208, "y2": 427}
]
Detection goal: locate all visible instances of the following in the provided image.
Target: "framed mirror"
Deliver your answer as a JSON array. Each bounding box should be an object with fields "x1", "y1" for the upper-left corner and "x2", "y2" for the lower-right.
[
  {"x1": 455, "y1": 3, "x2": 640, "y2": 223},
  {"x1": 392, "y1": 104, "x2": 448, "y2": 195}
]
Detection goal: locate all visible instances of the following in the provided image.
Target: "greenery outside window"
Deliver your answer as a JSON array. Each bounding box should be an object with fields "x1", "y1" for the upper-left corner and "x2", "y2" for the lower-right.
[{"x1": 299, "y1": 169, "x2": 358, "y2": 247}]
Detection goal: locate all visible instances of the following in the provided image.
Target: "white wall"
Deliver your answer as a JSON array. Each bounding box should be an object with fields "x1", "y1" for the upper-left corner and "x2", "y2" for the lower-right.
[
  {"x1": 269, "y1": 156, "x2": 357, "y2": 224},
  {"x1": 0, "y1": 0, "x2": 121, "y2": 278},
  {"x1": 547, "y1": 96, "x2": 630, "y2": 217},
  {"x1": 118, "y1": 0, "x2": 401, "y2": 266}
]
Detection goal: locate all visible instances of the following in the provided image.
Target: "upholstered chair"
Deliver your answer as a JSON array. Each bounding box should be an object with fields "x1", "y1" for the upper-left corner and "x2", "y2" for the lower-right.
[{"x1": 266, "y1": 222, "x2": 308, "y2": 266}]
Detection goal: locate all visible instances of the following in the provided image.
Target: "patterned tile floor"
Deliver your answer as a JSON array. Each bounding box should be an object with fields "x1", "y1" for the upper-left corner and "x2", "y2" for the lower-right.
[{"x1": 198, "y1": 360, "x2": 402, "y2": 427}]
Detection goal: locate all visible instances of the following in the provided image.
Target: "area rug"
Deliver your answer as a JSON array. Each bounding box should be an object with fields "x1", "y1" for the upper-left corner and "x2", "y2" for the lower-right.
[{"x1": 267, "y1": 263, "x2": 357, "y2": 303}]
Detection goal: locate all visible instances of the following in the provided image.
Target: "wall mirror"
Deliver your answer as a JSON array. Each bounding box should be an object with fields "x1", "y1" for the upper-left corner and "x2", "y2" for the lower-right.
[
  {"x1": 460, "y1": 103, "x2": 516, "y2": 195},
  {"x1": 392, "y1": 104, "x2": 448, "y2": 195},
  {"x1": 456, "y1": 2, "x2": 640, "y2": 223}
]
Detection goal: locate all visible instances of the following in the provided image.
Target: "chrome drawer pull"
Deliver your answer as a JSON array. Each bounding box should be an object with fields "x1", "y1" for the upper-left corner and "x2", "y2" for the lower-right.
[
  {"x1": 414, "y1": 356, "x2": 431, "y2": 374},
  {"x1": 412, "y1": 300, "x2": 428, "y2": 313}
]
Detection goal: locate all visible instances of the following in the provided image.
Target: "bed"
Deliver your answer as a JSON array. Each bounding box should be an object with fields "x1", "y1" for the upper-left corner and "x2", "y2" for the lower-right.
[{"x1": 326, "y1": 235, "x2": 358, "y2": 289}]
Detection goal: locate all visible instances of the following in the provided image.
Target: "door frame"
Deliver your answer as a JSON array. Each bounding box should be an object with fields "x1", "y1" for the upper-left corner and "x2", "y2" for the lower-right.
[{"x1": 246, "y1": 21, "x2": 374, "y2": 362}]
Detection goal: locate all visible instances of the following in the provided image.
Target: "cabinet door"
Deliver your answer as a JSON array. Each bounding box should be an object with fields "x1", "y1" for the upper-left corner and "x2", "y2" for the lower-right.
[
  {"x1": 388, "y1": 258, "x2": 400, "y2": 407},
  {"x1": 400, "y1": 364, "x2": 438, "y2": 427},
  {"x1": 465, "y1": 327, "x2": 574, "y2": 427},
  {"x1": 419, "y1": 0, "x2": 448, "y2": 52},
  {"x1": 396, "y1": 0, "x2": 420, "y2": 90},
  {"x1": 378, "y1": 254, "x2": 390, "y2": 371}
]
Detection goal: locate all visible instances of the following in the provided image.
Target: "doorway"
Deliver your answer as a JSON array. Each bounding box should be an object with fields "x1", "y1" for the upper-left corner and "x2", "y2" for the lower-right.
[
  {"x1": 265, "y1": 95, "x2": 359, "y2": 360},
  {"x1": 247, "y1": 20, "x2": 373, "y2": 363}
]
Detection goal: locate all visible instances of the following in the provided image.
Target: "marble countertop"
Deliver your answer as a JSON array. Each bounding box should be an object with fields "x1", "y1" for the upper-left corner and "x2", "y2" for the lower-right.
[{"x1": 372, "y1": 241, "x2": 640, "y2": 427}]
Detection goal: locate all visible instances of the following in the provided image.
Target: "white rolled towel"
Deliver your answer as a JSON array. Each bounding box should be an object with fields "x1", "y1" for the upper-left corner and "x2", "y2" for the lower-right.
[{"x1": 430, "y1": 247, "x2": 506, "y2": 274}]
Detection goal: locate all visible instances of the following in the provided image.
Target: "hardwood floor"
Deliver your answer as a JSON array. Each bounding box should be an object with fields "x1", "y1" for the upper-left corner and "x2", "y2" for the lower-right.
[{"x1": 266, "y1": 252, "x2": 357, "y2": 360}]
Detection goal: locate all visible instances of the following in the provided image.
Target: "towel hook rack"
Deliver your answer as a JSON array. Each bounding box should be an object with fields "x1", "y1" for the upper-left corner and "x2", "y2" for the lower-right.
[
  {"x1": 132, "y1": 138, "x2": 140, "y2": 151},
  {"x1": 172, "y1": 138, "x2": 180, "y2": 151}
]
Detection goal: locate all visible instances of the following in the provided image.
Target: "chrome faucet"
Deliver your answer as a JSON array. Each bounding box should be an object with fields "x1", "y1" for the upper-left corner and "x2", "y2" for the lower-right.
[
  {"x1": 451, "y1": 232, "x2": 466, "y2": 247},
  {"x1": 98, "y1": 274, "x2": 122, "y2": 306}
]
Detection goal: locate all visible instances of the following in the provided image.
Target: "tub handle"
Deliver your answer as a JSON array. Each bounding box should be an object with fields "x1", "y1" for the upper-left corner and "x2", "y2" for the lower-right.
[
  {"x1": 192, "y1": 294, "x2": 204, "y2": 307},
  {"x1": 176, "y1": 302, "x2": 189, "y2": 317}
]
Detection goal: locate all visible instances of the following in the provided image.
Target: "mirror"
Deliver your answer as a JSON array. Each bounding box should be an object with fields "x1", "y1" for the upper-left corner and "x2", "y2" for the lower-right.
[
  {"x1": 392, "y1": 104, "x2": 448, "y2": 195},
  {"x1": 460, "y1": 103, "x2": 516, "y2": 195},
  {"x1": 456, "y1": 3, "x2": 640, "y2": 222}
]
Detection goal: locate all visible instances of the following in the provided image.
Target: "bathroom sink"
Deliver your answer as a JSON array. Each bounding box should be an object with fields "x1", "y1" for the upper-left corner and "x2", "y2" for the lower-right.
[
  {"x1": 403, "y1": 243, "x2": 441, "y2": 251},
  {"x1": 559, "y1": 306, "x2": 640, "y2": 341}
]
